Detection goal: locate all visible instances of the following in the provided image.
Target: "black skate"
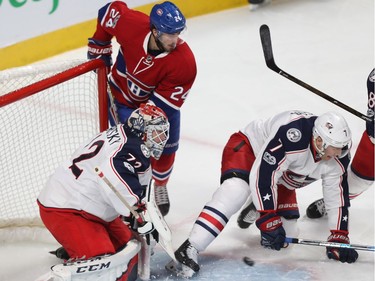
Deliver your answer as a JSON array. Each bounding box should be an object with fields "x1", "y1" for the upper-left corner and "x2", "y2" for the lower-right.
[
  {"x1": 154, "y1": 185, "x2": 170, "y2": 216},
  {"x1": 174, "y1": 239, "x2": 200, "y2": 276}
]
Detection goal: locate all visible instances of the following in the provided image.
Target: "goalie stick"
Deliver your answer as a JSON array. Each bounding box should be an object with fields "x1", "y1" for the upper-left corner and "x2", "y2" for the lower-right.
[
  {"x1": 95, "y1": 167, "x2": 175, "y2": 259},
  {"x1": 95, "y1": 167, "x2": 176, "y2": 280},
  {"x1": 259, "y1": 24, "x2": 371, "y2": 123},
  {"x1": 285, "y1": 237, "x2": 375, "y2": 252}
]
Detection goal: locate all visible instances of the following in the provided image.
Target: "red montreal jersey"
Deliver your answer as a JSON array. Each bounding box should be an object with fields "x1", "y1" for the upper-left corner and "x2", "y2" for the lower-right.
[{"x1": 92, "y1": 1, "x2": 197, "y2": 111}]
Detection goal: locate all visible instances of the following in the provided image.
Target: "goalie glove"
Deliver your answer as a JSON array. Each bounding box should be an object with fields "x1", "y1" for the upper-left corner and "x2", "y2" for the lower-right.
[
  {"x1": 87, "y1": 38, "x2": 113, "y2": 72},
  {"x1": 326, "y1": 230, "x2": 358, "y2": 263},
  {"x1": 255, "y1": 211, "x2": 286, "y2": 251}
]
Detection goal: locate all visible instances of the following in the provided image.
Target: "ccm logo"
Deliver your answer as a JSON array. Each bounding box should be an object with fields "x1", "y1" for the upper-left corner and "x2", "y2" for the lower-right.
[{"x1": 76, "y1": 262, "x2": 111, "y2": 273}]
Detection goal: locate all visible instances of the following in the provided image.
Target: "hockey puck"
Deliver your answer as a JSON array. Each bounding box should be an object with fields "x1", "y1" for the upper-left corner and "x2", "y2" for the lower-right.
[{"x1": 243, "y1": 256, "x2": 255, "y2": 266}]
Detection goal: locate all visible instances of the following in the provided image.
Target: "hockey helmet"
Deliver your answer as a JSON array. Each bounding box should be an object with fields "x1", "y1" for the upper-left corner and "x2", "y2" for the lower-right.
[
  {"x1": 312, "y1": 111, "x2": 352, "y2": 158},
  {"x1": 128, "y1": 103, "x2": 169, "y2": 159},
  {"x1": 150, "y1": 1, "x2": 186, "y2": 34}
]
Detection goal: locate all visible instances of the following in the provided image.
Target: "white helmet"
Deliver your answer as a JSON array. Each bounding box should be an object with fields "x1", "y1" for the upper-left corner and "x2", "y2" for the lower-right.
[
  {"x1": 313, "y1": 111, "x2": 352, "y2": 158},
  {"x1": 127, "y1": 103, "x2": 170, "y2": 159}
]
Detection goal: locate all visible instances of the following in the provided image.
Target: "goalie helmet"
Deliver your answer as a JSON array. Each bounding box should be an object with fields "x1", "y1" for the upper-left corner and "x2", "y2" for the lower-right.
[
  {"x1": 312, "y1": 111, "x2": 352, "y2": 158},
  {"x1": 150, "y1": 1, "x2": 186, "y2": 34},
  {"x1": 127, "y1": 103, "x2": 169, "y2": 160}
]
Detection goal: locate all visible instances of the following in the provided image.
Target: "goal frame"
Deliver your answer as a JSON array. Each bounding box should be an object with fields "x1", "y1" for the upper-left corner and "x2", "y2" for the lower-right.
[
  {"x1": 0, "y1": 58, "x2": 109, "y2": 131},
  {"x1": 0, "y1": 59, "x2": 109, "y2": 240}
]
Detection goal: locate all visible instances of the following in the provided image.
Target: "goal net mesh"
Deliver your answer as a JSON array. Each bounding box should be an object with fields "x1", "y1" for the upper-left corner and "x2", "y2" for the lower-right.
[{"x1": 0, "y1": 59, "x2": 108, "y2": 239}]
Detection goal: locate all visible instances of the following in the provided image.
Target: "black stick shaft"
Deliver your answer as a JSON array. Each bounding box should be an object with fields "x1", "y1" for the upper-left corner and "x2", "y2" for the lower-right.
[{"x1": 259, "y1": 24, "x2": 371, "y2": 122}]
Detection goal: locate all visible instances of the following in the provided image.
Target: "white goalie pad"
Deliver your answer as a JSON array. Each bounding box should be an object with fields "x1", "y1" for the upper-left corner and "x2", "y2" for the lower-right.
[
  {"x1": 36, "y1": 240, "x2": 140, "y2": 281},
  {"x1": 144, "y1": 180, "x2": 176, "y2": 262}
]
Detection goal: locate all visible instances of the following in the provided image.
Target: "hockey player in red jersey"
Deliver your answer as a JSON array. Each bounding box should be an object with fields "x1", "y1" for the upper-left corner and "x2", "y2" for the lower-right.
[
  {"x1": 174, "y1": 111, "x2": 358, "y2": 277},
  {"x1": 37, "y1": 104, "x2": 169, "y2": 281},
  {"x1": 305, "y1": 68, "x2": 375, "y2": 218},
  {"x1": 87, "y1": 1, "x2": 197, "y2": 216}
]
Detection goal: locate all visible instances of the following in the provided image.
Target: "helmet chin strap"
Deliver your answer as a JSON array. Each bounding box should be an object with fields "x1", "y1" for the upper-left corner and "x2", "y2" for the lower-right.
[{"x1": 313, "y1": 136, "x2": 325, "y2": 158}]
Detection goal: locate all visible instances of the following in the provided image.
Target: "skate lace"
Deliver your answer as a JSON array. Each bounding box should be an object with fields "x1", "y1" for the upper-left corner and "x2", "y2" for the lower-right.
[
  {"x1": 154, "y1": 185, "x2": 169, "y2": 205},
  {"x1": 185, "y1": 244, "x2": 198, "y2": 262}
]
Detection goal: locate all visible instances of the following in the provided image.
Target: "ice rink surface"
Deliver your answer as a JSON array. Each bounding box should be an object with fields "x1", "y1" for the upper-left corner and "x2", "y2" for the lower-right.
[{"x1": 1, "y1": 0, "x2": 374, "y2": 280}]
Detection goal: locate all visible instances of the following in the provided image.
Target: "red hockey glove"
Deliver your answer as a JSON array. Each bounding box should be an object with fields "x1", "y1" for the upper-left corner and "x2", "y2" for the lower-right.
[
  {"x1": 87, "y1": 38, "x2": 113, "y2": 72},
  {"x1": 255, "y1": 212, "x2": 286, "y2": 250},
  {"x1": 326, "y1": 230, "x2": 358, "y2": 263}
]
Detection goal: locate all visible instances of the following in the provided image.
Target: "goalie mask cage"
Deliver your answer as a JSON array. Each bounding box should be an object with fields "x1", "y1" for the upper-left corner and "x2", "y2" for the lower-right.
[{"x1": 0, "y1": 59, "x2": 108, "y2": 240}]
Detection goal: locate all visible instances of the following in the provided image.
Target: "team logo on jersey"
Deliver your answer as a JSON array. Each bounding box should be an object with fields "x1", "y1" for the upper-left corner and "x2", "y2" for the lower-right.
[
  {"x1": 263, "y1": 152, "x2": 276, "y2": 165},
  {"x1": 141, "y1": 144, "x2": 151, "y2": 158},
  {"x1": 286, "y1": 128, "x2": 302, "y2": 142},
  {"x1": 123, "y1": 162, "x2": 135, "y2": 173}
]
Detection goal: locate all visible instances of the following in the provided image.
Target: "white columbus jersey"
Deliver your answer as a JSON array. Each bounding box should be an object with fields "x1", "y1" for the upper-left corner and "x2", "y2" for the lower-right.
[
  {"x1": 242, "y1": 110, "x2": 351, "y2": 230},
  {"x1": 38, "y1": 124, "x2": 152, "y2": 222}
]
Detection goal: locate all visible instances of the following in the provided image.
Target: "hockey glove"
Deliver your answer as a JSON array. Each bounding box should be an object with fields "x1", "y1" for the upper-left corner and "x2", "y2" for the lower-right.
[
  {"x1": 255, "y1": 212, "x2": 286, "y2": 250},
  {"x1": 326, "y1": 230, "x2": 358, "y2": 263},
  {"x1": 87, "y1": 38, "x2": 113, "y2": 72}
]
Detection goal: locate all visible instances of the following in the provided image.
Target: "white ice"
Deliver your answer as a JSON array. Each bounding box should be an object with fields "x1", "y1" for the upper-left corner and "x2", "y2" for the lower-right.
[{"x1": 1, "y1": 0, "x2": 374, "y2": 280}]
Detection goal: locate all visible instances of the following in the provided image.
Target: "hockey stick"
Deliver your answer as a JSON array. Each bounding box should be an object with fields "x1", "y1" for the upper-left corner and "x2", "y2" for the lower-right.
[
  {"x1": 285, "y1": 237, "x2": 375, "y2": 252},
  {"x1": 95, "y1": 167, "x2": 176, "y2": 261},
  {"x1": 259, "y1": 24, "x2": 371, "y2": 122},
  {"x1": 95, "y1": 167, "x2": 140, "y2": 219},
  {"x1": 144, "y1": 179, "x2": 177, "y2": 262}
]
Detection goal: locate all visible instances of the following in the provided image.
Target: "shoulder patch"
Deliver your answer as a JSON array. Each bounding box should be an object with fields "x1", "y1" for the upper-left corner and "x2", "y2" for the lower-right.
[
  {"x1": 286, "y1": 128, "x2": 302, "y2": 142},
  {"x1": 141, "y1": 144, "x2": 151, "y2": 158}
]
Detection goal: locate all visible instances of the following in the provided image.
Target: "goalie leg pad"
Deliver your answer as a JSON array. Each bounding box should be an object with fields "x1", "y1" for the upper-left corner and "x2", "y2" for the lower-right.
[{"x1": 50, "y1": 240, "x2": 140, "y2": 281}]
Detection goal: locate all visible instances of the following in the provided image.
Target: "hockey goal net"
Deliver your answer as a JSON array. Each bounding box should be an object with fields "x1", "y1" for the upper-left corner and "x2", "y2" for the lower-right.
[{"x1": 0, "y1": 59, "x2": 108, "y2": 241}]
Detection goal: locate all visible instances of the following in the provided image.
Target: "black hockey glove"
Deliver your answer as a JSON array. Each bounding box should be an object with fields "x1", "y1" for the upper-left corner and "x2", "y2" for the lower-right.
[
  {"x1": 326, "y1": 230, "x2": 358, "y2": 263},
  {"x1": 256, "y1": 212, "x2": 286, "y2": 250},
  {"x1": 87, "y1": 38, "x2": 112, "y2": 73}
]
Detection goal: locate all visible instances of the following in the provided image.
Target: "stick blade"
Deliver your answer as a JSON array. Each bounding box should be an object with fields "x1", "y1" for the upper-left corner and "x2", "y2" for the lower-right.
[{"x1": 259, "y1": 24, "x2": 279, "y2": 72}]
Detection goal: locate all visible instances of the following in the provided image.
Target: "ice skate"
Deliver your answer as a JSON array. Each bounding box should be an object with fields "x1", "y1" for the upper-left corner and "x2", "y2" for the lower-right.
[
  {"x1": 174, "y1": 239, "x2": 200, "y2": 277},
  {"x1": 248, "y1": 0, "x2": 272, "y2": 11},
  {"x1": 237, "y1": 201, "x2": 258, "y2": 229},
  {"x1": 154, "y1": 185, "x2": 170, "y2": 216}
]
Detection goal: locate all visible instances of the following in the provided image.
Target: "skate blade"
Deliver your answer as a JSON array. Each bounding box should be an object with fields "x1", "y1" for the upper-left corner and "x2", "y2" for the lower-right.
[{"x1": 165, "y1": 259, "x2": 195, "y2": 278}]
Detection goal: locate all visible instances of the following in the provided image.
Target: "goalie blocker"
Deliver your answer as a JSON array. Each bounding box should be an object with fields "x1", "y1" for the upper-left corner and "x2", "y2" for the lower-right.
[{"x1": 36, "y1": 240, "x2": 140, "y2": 281}]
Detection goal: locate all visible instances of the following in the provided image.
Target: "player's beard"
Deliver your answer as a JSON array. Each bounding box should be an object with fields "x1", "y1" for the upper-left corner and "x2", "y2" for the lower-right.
[{"x1": 155, "y1": 35, "x2": 176, "y2": 53}]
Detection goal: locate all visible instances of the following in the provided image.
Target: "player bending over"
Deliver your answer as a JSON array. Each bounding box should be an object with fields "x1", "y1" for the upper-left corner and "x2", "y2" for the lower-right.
[{"x1": 174, "y1": 110, "x2": 358, "y2": 277}]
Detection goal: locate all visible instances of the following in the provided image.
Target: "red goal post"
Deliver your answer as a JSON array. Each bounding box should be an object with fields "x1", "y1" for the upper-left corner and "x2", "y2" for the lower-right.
[{"x1": 0, "y1": 59, "x2": 109, "y2": 240}]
